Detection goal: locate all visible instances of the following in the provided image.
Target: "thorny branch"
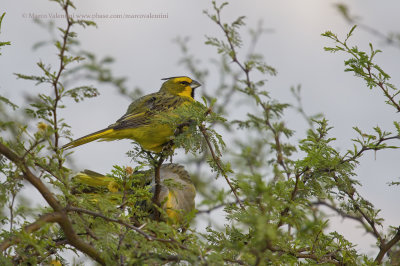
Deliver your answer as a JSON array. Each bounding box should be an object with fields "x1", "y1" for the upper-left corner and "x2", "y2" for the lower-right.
[
  {"x1": 52, "y1": 1, "x2": 73, "y2": 155},
  {"x1": 199, "y1": 124, "x2": 245, "y2": 210}
]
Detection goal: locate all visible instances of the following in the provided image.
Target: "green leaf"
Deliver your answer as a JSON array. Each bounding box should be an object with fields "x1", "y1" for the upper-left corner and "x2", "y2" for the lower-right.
[
  {"x1": 345, "y1": 25, "x2": 357, "y2": 42},
  {"x1": 0, "y1": 95, "x2": 18, "y2": 110},
  {"x1": 63, "y1": 86, "x2": 99, "y2": 102}
]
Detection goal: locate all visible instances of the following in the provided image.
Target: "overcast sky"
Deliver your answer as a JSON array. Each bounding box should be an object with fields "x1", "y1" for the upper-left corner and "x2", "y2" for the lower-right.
[{"x1": 1, "y1": 0, "x2": 400, "y2": 257}]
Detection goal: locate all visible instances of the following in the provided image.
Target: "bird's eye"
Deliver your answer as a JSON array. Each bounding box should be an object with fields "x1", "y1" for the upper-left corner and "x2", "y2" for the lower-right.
[{"x1": 180, "y1": 81, "x2": 189, "y2": 85}]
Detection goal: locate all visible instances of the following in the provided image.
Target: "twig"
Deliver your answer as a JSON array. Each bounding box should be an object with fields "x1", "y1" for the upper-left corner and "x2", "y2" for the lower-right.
[
  {"x1": 67, "y1": 206, "x2": 188, "y2": 250},
  {"x1": 197, "y1": 203, "x2": 227, "y2": 214},
  {"x1": 8, "y1": 191, "x2": 16, "y2": 232},
  {"x1": 117, "y1": 229, "x2": 127, "y2": 265},
  {"x1": 77, "y1": 212, "x2": 99, "y2": 241},
  {"x1": 132, "y1": 253, "x2": 182, "y2": 263},
  {"x1": 376, "y1": 80, "x2": 400, "y2": 112},
  {"x1": 52, "y1": 1, "x2": 73, "y2": 154},
  {"x1": 311, "y1": 200, "x2": 376, "y2": 237},
  {"x1": 331, "y1": 174, "x2": 382, "y2": 242},
  {"x1": 117, "y1": 170, "x2": 129, "y2": 264},
  {"x1": 67, "y1": 207, "x2": 150, "y2": 238},
  {"x1": 277, "y1": 173, "x2": 300, "y2": 227},
  {"x1": 332, "y1": 35, "x2": 400, "y2": 113},
  {"x1": 365, "y1": 62, "x2": 400, "y2": 112},
  {"x1": 262, "y1": 240, "x2": 342, "y2": 265},
  {"x1": 260, "y1": 102, "x2": 291, "y2": 180},
  {"x1": 223, "y1": 258, "x2": 246, "y2": 265},
  {"x1": 22, "y1": 137, "x2": 45, "y2": 160},
  {"x1": 199, "y1": 124, "x2": 245, "y2": 210}
]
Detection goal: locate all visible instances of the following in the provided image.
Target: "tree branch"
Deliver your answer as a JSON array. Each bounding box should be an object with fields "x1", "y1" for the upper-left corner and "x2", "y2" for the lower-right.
[
  {"x1": 0, "y1": 212, "x2": 63, "y2": 251},
  {"x1": 375, "y1": 227, "x2": 400, "y2": 264},
  {"x1": 0, "y1": 142, "x2": 105, "y2": 265},
  {"x1": 0, "y1": 142, "x2": 62, "y2": 211}
]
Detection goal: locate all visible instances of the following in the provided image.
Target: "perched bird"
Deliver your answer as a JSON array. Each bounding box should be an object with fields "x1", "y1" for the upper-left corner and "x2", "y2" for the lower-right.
[
  {"x1": 73, "y1": 164, "x2": 196, "y2": 224},
  {"x1": 63, "y1": 76, "x2": 201, "y2": 152}
]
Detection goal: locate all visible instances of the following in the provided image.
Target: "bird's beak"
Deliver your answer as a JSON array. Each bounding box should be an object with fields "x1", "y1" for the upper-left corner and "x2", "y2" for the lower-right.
[{"x1": 190, "y1": 80, "x2": 201, "y2": 89}]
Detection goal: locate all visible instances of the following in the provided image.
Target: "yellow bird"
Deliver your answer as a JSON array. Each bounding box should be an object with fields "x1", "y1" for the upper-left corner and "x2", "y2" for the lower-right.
[
  {"x1": 73, "y1": 164, "x2": 196, "y2": 224},
  {"x1": 63, "y1": 76, "x2": 201, "y2": 152}
]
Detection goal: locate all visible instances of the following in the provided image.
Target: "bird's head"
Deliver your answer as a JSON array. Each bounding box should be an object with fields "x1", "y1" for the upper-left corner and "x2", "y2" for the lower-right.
[{"x1": 159, "y1": 76, "x2": 201, "y2": 99}]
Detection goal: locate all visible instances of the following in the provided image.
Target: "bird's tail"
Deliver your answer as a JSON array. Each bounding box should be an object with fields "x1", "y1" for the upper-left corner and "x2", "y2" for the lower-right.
[{"x1": 62, "y1": 128, "x2": 114, "y2": 149}]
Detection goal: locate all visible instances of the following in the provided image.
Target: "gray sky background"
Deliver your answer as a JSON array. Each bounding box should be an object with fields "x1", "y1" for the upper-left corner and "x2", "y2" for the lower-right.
[{"x1": 1, "y1": 0, "x2": 400, "y2": 258}]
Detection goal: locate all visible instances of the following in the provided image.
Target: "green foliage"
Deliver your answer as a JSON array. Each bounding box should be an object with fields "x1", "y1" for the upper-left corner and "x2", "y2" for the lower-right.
[
  {"x1": 0, "y1": 0, "x2": 399, "y2": 265},
  {"x1": 322, "y1": 26, "x2": 400, "y2": 112},
  {"x1": 0, "y1": 97, "x2": 17, "y2": 111},
  {"x1": 0, "y1": 13, "x2": 11, "y2": 55}
]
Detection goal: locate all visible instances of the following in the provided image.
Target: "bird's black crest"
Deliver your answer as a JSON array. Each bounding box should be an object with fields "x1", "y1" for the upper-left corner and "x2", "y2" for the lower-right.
[{"x1": 161, "y1": 76, "x2": 188, "y2": 80}]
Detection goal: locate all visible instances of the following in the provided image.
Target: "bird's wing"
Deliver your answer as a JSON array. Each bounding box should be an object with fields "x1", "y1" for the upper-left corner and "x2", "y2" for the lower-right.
[{"x1": 110, "y1": 92, "x2": 184, "y2": 130}]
